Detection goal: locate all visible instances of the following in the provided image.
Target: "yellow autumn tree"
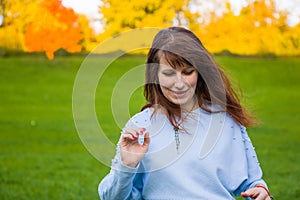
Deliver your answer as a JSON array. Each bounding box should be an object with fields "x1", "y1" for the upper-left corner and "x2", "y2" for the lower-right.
[
  {"x1": 78, "y1": 14, "x2": 98, "y2": 52},
  {"x1": 284, "y1": 23, "x2": 300, "y2": 55},
  {"x1": 237, "y1": 0, "x2": 289, "y2": 55},
  {"x1": 98, "y1": 0, "x2": 196, "y2": 42},
  {"x1": 197, "y1": 0, "x2": 298, "y2": 56},
  {"x1": 0, "y1": 0, "x2": 40, "y2": 51}
]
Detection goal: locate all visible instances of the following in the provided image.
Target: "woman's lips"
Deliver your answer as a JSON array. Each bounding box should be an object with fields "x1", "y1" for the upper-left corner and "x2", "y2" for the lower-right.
[{"x1": 171, "y1": 90, "x2": 188, "y2": 98}]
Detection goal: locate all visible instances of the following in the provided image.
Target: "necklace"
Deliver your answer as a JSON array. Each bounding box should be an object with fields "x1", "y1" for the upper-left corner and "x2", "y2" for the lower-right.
[
  {"x1": 174, "y1": 127, "x2": 181, "y2": 154},
  {"x1": 173, "y1": 101, "x2": 197, "y2": 154}
]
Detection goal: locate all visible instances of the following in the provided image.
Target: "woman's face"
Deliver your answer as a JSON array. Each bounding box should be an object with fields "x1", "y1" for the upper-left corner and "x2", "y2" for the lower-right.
[{"x1": 158, "y1": 57, "x2": 198, "y2": 110}]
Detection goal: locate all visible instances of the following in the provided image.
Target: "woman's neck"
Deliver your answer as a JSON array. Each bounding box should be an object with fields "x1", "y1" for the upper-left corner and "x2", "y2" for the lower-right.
[{"x1": 180, "y1": 98, "x2": 199, "y2": 113}]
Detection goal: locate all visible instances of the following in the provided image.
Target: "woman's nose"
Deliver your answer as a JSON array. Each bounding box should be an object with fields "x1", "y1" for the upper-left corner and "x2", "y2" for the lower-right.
[{"x1": 174, "y1": 74, "x2": 185, "y2": 89}]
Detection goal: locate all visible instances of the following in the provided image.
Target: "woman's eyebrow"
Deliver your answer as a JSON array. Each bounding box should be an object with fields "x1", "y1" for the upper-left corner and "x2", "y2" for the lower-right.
[{"x1": 181, "y1": 66, "x2": 195, "y2": 70}]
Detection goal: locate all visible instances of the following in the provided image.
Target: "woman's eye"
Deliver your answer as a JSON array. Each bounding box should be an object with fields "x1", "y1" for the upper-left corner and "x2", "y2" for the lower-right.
[
  {"x1": 163, "y1": 71, "x2": 175, "y2": 76},
  {"x1": 183, "y1": 70, "x2": 195, "y2": 75}
]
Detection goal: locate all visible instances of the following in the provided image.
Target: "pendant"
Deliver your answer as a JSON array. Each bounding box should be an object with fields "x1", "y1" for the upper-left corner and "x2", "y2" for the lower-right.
[{"x1": 174, "y1": 127, "x2": 180, "y2": 154}]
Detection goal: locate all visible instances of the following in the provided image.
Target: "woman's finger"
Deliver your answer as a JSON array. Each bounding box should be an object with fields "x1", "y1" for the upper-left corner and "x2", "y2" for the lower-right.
[
  {"x1": 122, "y1": 132, "x2": 137, "y2": 140},
  {"x1": 124, "y1": 128, "x2": 146, "y2": 137},
  {"x1": 124, "y1": 129, "x2": 139, "y2": 138},
  {"x1": 241, "y1": 188, "x2": 258, "y2": 198},
  {"x1": 241, "y1": 187, "x2": 270, "y2": 200},
  {"x1": 143, "y1": 132, "x2": 150, "y2": 146}
]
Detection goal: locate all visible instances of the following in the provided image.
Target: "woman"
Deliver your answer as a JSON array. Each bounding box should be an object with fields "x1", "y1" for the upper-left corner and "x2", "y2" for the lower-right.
[{"x1": 98, "y1": 27, "x2": 272, "y2": 200}]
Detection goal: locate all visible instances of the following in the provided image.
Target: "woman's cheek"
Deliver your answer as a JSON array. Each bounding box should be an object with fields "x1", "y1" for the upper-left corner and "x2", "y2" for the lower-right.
[
  {"x1": 185, "y1": 74, "x2": 198, "y2": 87},
  {"x1": 158, "y1": 75, "x2": 173, "y2": 88}
]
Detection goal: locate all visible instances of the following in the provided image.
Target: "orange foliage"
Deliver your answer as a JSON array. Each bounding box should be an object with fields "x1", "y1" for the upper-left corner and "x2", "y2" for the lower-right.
[{"x1": 24, "y1": 0, "x2": 82, "y2": 59}]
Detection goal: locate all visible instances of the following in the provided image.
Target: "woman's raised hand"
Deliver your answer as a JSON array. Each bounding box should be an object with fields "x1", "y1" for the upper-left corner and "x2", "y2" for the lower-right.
[
  {"x1": 241, "y1": 186, "x2": 272, "y2": 200},
  {"x1": 120, "y1": 127, "x2": 150, "y2": 168}
]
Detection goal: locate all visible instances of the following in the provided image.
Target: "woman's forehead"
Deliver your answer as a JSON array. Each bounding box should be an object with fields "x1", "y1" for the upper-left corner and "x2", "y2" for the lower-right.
[
  {"x1": 159, "y1": 57, "x2": 171, "y2": 67},
  {"x1": 157, "y1": 50, "x2": 193, "y2": 69},
  {"x1": 159, "y1": 56, "x2": 193, "y2": 70}
]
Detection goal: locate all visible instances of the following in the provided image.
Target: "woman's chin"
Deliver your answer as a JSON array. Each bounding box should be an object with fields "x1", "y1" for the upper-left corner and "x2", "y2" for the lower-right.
[{"x1": 170, "y1": 98, "x2": 195, "y2": 110}]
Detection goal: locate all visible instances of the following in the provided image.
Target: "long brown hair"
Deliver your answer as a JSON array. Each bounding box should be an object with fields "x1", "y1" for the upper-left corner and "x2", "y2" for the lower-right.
[{"x1": 142, "y1": 27, "x2": 257, "y2": 128}]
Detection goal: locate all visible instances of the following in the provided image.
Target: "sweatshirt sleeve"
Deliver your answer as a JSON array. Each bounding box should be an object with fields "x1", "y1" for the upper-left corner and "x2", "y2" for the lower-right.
[
  {"x1": 98, "y1": 110, "x2": 150, "y2": 200},
  {"x1": 233, "y1": 125, "x2": 268, "y2": 197},
  {"x1": 98, "y1": 144, "x2": 144, "y2": 200}
]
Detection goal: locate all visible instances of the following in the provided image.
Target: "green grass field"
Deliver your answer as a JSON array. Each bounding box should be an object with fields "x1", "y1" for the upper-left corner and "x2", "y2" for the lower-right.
[{"x1": 0, "y1": 55, "x2": 299, "y2": 199}]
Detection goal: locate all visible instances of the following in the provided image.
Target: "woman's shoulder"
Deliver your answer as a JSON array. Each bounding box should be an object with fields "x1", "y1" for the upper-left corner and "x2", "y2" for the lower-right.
[
  {"x1": 130, "y1": 108, "x2": 152, "y2": 127},
  {"x1": 223, "y1": 112, "x2": 246, "y2": 131},
  {"x1": 221, "y1": 113, "x2": 251, "y2": 144},
  {"x1": 125, "y1": 106, "x2": 167, "y2": 129}
]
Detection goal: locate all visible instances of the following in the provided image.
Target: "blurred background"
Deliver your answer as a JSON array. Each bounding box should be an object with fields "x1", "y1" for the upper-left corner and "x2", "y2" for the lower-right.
[
  {"x1": 0, "y1": 0, "x2": 300, "y2": 58},
  {"x1": 0, "y1": 0, "x2": 299, "y2": 199}
]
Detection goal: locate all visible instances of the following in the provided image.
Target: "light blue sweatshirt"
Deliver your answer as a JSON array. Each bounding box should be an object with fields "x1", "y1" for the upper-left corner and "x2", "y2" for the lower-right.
[{"x1": 98, "y1": 107, "x2": 267, "y2": 200}]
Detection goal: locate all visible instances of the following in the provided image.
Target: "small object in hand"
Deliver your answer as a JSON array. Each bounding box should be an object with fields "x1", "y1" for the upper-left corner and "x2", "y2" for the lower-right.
[{"x1": 138, "y1": 131, "x2": 145, "y2": 145}]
